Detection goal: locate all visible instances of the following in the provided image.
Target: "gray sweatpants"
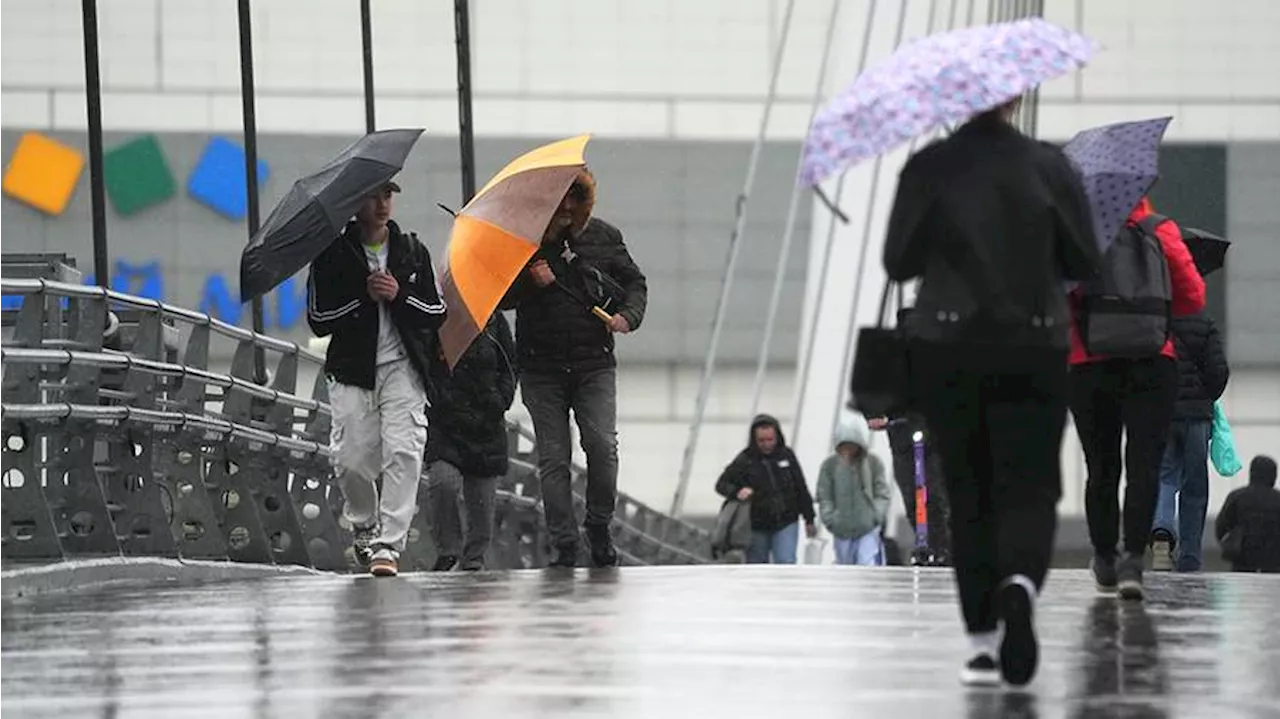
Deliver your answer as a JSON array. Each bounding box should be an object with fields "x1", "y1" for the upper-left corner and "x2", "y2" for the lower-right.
[
  {"x1": 423, "y1": 460, "x2": 497, "y2": 565},
  {"x1": 329, "y1": 360, "x2": 427, "y2": 552}
]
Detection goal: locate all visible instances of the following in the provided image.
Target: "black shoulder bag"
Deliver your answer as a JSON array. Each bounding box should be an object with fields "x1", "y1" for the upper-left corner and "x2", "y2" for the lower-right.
[{"x1": 849, "y1": 280, "x2": 912, "y2": 418}]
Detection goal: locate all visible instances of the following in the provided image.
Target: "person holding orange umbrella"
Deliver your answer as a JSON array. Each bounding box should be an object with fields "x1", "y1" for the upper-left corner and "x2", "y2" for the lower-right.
[
  {"x1": 501, "y1": 168, "x2": 648, "y2": 568},
  {"x1": 435, "y1": 136, "x2": 647, "y2": 568}
]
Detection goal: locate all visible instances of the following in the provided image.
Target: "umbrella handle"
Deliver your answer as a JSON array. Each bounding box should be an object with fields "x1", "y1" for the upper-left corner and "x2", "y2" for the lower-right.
[{"x1": 591, "y1": 306, "x2": 613, "y2": 323}]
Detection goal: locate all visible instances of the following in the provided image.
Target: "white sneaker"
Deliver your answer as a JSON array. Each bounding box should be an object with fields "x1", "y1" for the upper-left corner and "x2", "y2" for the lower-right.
[
  {"x1": 960, "y1": 653, "x2": 1001, "y2": 687},
  {"x1": 369, "y1": 547, "x2": 399, "y2": 577}
]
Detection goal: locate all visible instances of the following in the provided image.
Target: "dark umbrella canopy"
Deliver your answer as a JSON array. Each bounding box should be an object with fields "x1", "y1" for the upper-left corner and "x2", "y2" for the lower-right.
[
  {"x1": 1062, "y1": 116, "x2": 1172, "y2": 252},
  {"x1": 1181, "y1": 226, "x2": 1230, "y2": 276},
  {"x1": 239, "y1": 128, "x2": 424, "y2": 302}
]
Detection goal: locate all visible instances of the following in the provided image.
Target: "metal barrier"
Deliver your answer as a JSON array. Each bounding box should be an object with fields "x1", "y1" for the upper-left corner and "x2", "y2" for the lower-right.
[{"x1": 1, "y1": 277, "x2": 711, "y2": 570}]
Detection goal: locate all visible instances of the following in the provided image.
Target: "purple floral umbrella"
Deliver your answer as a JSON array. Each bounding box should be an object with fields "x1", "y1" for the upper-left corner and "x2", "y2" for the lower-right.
[
  {"x1": 800, "y1": 18, "x2": 1099, "y2": 186},
  {"x1": 1062, "y1": 116, "x2": 1172, "y2": 252}
]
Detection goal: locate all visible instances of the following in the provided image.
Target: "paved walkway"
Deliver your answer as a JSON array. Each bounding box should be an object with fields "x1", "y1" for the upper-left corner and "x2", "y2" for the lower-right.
[{"x1": 3, "y1": 566, "x2": 1278, "y2": 718}]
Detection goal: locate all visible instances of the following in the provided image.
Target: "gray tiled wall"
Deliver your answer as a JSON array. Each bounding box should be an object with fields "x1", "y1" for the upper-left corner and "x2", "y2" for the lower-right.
[
  {"x1": 1227, "y1": 144, "x2": 1280, "y2": 367},
  {"x1": 1, "y1": 131, "x2": 810, "y2": 365}
]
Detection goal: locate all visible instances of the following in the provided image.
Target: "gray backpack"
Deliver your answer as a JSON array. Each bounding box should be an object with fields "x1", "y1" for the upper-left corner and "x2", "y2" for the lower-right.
[{"x1": 1080, "y1": 214, "x2": 1173, "y2": 358}]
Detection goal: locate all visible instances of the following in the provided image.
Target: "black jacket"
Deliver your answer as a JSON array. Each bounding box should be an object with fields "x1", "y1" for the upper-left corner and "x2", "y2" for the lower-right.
[
  {"x1": 715, "y1": 415, "x2": 816, "y2": 533},
  {"x1": 500, "y1": 217, "x2": 647, "y2": 374},
  {"x1": 1170, "y1": 312, "x2": 1229, "y2": 420},
  {"x1": 1216, "y1": 458, "x2": 1280, "y2": 573},
  {"x1": 306, "y1": 220, "x2": 446, "y2": 391},
  {"x1": 424, "y1": 313, "x2": 518, "y2": 478},
  {"x1": 884, "y1": 113, "x2": 1100, "y2": 349}
]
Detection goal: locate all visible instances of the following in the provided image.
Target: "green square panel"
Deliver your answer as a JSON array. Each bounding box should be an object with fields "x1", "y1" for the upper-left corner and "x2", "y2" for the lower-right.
[{"x1": 104, "y1": 134, "x2": 176, "y2": 215}]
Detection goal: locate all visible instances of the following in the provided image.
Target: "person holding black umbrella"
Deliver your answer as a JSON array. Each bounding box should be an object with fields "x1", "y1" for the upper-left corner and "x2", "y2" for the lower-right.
[{"x1": 307, "y1": 180, "x2": 447, "y2": 577}]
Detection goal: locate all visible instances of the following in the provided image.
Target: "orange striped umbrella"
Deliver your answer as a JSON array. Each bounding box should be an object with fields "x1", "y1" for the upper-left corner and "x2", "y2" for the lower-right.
[{"x1": 437, "y1": 134, "x2": 591, "y2": 368}]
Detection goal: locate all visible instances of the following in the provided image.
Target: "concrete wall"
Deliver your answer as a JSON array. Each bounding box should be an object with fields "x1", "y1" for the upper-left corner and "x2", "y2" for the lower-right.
[{"x1": 3, "y1": 0, "x2": 1278, "y2": 522}]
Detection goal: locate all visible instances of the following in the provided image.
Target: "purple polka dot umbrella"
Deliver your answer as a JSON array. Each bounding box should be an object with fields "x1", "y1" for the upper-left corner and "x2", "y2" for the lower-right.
[
  {"x1": 1062, "y1": 116, "x2": 1173, "y2": 253},
  {"x1": 799, "y1": 18, "x2": 1100, "y2": 186}
]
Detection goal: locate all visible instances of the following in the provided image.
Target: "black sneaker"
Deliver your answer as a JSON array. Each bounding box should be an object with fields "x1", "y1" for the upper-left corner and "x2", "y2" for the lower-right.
[
  {"x1": 1117, "y1": 553, "x2": 1145, "y2": 601},
  {"x1": 1091, "y1": 553, "x2": 1118, "y2": 593},
  {"x1": 351, "y1": 523, "x2": 379, "y2": 567},
  {"x1": 959, "y1": 654, "x2": 1001, "y2": 687},
  {"x1": 548, "y1": 543, "x2": 578, "y2": 568},
  {"x1": 998, "y1": 575, "x2": 1039, "y2": 688},
  {"x1": 585, "y1": 523, "x2": 618, "y2": 568},
  {"x1": 457, "y1": 559, "x2": 484, "y2": 572},
  {"x1": 431, "y1": 555, "x2": 458, "y2": 572}
]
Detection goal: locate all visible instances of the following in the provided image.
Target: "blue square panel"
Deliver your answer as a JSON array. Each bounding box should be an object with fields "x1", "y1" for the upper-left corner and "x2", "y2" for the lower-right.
[{"x1": 186, "y1": 136, "x2": 269, "y2": 220}]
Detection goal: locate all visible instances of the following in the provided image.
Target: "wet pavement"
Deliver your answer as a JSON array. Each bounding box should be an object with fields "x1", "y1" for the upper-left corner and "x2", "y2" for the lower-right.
[{"x1": 3, "y1": 566, "x2": 1278, "y2": 719}]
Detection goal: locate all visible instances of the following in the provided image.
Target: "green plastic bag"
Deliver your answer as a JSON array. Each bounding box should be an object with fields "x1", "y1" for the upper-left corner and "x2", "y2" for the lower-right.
[{"x1": 1210, "y1": 401, "x2": 1243, "y2": 477}]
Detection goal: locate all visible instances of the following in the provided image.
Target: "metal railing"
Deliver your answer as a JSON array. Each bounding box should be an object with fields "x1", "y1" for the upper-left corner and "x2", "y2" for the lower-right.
[{"x1": 1, "y1": 277, "x2": 710, "y2": 570}]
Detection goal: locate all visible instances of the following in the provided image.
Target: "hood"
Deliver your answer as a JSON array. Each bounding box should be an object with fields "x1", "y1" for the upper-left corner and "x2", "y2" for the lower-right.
[
  {"x1": 569, "y1": 168, "x2": 596, "y2": 237},
  {"x1": 747, "y1": 413, "x2": 787, "y2": 450},
  {"x1": 832, "y1": 412, "x2": 870, "y2": 451},
  {"x1": 1128, "y1": 195, "x2": 1155, "y2": 224},
  {"x1": 1250, "y1": 455, "x2": 1277, "y2": 488}
]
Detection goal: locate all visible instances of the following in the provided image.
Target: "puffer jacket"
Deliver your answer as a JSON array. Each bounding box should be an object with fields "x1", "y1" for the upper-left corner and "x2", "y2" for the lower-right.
[
  {"x1": 1170, "y1": 312, "x2": 1229, "y2": 420},
  {"x1": 714, "y1": 415, "x2": 815, "y2": 533},
  {"x1": 816, "y1": 415, "x2": 891, "y2": 540},
  {"x1": 500, "y1": 170, "x2": 648, "y2": 374},
  {"x1": 423, "y1": 313, "x2": 518, "y2": 478}
]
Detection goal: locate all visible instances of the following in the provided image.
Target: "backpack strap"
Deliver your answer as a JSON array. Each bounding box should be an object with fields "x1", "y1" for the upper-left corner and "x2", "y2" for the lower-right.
[{"x1": 1136, "y1": 212, "x2": 1168, "y2": 237}]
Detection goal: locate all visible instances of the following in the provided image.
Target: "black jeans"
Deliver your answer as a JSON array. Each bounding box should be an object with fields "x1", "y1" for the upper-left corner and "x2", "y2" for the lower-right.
[
  {"x1": 1069, "y1": 357, "x2": 1178, "y2": 558},
  {"x1": 913, "y1": 343, "x2": 1068, "y2": 634},
  {"x1": 521, "y1": 368, "x2": 619, "y2": 549}
]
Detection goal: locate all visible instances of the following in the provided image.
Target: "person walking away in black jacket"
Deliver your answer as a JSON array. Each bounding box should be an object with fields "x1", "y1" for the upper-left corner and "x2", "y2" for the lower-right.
[
  {"x1": 500, "y1": 169, "x2": 647, "y2": 568},
  {"x1": 423, "y1": 312, "x2": 518, "y2": 571},
  {"x1": 1215, "y1": 456, "x2": 1280, "y2": 573},
  {"x1": 306, "y1": 180, "x2": 447, "y2": 577},
  {"x1": 714, "y1": 414, "x2": 817, "y2": 564},
  {"x1": 883, "y1": 97, "x2": 1100, "y2": 687},
  {"x1": 1150, "y1": 311, "x2": 1229, "y2": 572}
]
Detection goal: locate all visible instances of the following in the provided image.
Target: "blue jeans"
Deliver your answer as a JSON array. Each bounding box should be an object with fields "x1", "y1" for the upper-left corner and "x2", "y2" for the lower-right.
[
  {"x1": 747, "y1": 522, "x2": 799, "y2": 564},
  {"x1": 1152, "y1": 419, "x2": 1211, "y2": 571}
]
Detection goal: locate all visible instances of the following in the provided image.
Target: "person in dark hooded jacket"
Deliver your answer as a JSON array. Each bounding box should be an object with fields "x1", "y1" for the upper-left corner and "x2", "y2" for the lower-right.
[
  {"x1": 715, "y1": 414, "x2": 816, "y2": 564},
  {"x1": 1215, "y1": 456, "x2": 1280, "y2": 573},
  {"x1": 422, "y1": 312, "x2": 518, "y2": 571}
]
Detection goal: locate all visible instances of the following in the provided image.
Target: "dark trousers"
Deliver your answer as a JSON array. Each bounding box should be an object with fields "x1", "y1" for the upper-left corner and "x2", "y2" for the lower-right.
[
  {"x1": 1069, "y1": 357, "x2": 1178, "y2": 558},
  {"x1": 521, "y1": 368, "x2": 619, "y2": 549},
  {"x1": 424, "y1": 460, "x2": 497, "y2": 566},
  {"x1": 913, "y1": 343, "x2": 1068, "y2": 634}
]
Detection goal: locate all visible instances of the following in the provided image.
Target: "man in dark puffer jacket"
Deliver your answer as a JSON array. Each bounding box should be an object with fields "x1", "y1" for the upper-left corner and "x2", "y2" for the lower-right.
[
  {"x1": 423, "y1": 312, "x2": 518, "y2": 572},
  {"x1": 1151, "y1": 311, "x2": 1229, "y2": 572},
  {"x1": 501, "y1": 169, "x2": 648, "y2": 568}
]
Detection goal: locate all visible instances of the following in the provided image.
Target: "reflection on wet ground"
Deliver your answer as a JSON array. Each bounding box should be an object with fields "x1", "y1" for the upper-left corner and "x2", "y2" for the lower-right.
[{"x1": 3, "y1": 567, "x2": 1278, "y2": 718}]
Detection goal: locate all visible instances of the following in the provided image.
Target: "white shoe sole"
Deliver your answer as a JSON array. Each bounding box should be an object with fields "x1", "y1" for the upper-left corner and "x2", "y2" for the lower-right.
[{"x1": 959, "y1": 667, "x2": 1002, "y2": 687}]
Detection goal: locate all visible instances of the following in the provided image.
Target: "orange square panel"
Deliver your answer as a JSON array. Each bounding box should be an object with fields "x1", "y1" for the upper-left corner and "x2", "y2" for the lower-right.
[{"x1": 2, "y1": 132, "x2": 85, "y2": 215}]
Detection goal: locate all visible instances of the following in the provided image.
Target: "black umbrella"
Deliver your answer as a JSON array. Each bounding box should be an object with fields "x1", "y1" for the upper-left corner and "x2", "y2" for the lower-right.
[
  {"x1": 238, "y1": 128, "x2": 424, "y2": 302},
  {"x1": 1181, "y1": 226, "x2": 1230, "y2": 277}
]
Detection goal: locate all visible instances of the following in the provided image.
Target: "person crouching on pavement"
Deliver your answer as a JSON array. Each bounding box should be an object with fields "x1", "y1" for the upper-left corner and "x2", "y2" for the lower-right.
[{"x1": 307, "y1": 180, "x2": 447, "y2": 577}]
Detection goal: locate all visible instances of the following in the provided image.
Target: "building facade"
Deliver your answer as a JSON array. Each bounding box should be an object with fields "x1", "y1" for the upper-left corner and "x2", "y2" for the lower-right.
[{"x1": 2, "y1": 0, "x2": 1277, "y2": 525}]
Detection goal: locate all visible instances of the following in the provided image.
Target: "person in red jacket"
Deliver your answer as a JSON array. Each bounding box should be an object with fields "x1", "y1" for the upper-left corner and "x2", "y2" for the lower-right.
[{"x1": 1068, "y1": 196, "x2": 1205, "y2": 600}]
